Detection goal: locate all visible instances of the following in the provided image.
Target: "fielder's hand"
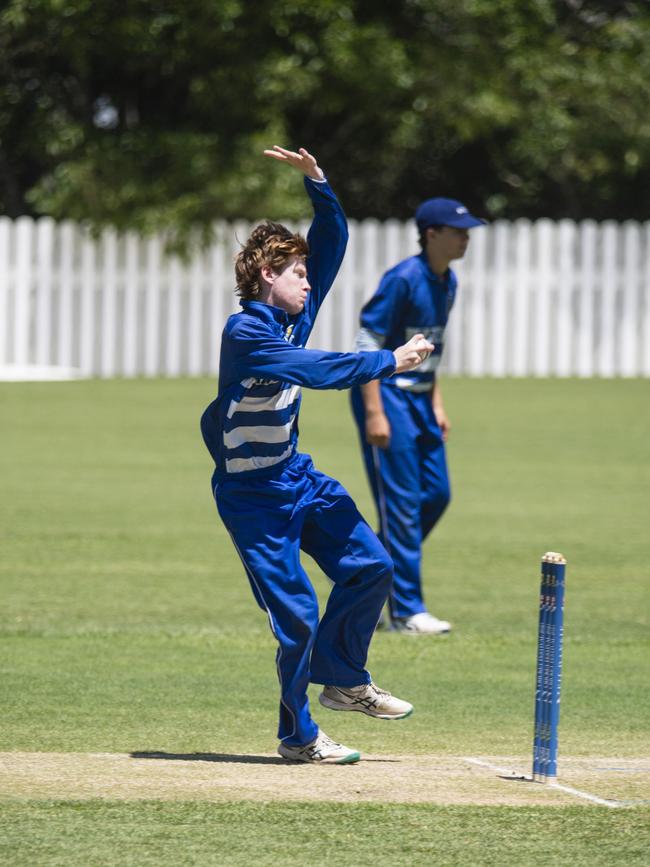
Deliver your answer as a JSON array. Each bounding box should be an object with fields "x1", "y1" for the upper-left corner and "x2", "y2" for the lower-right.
[
  {"x1": 365, "y1": 410, "x2": 391, "y2": 449},
  {"x1": 393, "y1": 333, "x2": 434, "y2": 373},
  {"x1": 263, "y1": 146, "x2": 324, "y2": 181}
]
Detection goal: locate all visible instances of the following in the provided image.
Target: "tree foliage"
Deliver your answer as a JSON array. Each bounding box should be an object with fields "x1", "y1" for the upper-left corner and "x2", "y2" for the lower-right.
[{"x1": 1, "y1": 0, "x2": 649, "y2": 236}]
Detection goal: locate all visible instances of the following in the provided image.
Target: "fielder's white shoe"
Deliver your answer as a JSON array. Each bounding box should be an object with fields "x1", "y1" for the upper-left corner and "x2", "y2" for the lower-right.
[
  {"x1": 393, "y1": 612, "x2": 452, "y2": 634},
  {"x1": 319, "y1": 682, "x2": 413, "y2": 719},
  {"x1": 277, "y1": 730, "x2": 361, "y2": 764}
]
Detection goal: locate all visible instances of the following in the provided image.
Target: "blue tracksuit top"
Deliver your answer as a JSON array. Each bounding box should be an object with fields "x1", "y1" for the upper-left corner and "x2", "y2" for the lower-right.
[
  {"x1": 358, "y1": 253, "x2": 457, "y2": 392},
  {"x1": 201, "y1": 176, "x2": 396, "y2": 481}
]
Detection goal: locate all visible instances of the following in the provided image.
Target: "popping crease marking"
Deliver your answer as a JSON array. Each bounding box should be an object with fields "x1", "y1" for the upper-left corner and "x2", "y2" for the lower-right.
[{"x1": 462, "y1": 757, "x2": 627, "y2": 809}]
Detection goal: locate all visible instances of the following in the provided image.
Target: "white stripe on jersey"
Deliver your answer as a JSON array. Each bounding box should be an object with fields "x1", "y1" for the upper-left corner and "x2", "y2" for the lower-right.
[
  {"x1": 223, "y1": 415, "x2": 297, "y2": 449},
  {"x1": 226, "y1": 383, "x2": 301, "y2": 419},
  {"x1": 225, "y1": 445, "x2": 294, "y2": 475},
  {"x1": 392, "y1": 378, "x2": 432, "y2": 392}
]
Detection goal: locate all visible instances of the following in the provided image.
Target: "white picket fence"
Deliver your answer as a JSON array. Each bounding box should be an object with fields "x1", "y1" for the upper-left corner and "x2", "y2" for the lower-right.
[{"x1": 1, "y1": 215, "x2": 650, "y2": 379}]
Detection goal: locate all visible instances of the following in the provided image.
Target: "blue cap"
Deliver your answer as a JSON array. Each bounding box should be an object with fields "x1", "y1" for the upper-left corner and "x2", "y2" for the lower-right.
[{"x1": 415, "y1": 197, "x2": 486, "y2": 232}]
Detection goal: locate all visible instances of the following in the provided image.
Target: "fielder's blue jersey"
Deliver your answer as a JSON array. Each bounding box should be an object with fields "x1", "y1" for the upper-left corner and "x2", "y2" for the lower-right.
[
  {"x1": 356, "y1": 253, "x2": 457, "y2": 392},
  {"x1": 201, "y1": 177, "x2": 396, "y2": 480}
]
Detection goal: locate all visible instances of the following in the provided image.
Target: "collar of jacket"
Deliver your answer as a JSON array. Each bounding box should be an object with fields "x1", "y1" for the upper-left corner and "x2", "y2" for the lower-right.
[
  {"x1": 240, "y1": 300, "x2": 290, "y2": 328},
  {"x1": 418, "y1": 251, "x2": 451, "y2": 285}
]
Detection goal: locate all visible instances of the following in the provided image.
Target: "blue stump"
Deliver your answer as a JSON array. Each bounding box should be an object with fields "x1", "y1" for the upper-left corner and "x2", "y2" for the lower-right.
[{"x1": 532, "y1": 552, "x2": 566, "y2": 781}]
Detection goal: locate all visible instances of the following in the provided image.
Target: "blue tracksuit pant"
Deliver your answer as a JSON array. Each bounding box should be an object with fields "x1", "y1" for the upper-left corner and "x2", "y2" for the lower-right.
[
  {"x1": 214, "y1": 451, "x2": 393, "y2": 747},
  {"x1": 351, "y1": 385, "x2": 451, "y2": 620}
]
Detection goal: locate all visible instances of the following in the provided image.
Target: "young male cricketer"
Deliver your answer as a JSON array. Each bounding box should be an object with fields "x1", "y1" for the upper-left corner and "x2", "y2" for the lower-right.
[
  {"x1": 351, "y1": 198, "x2": 486, "y2": 634},
  {"x1": 201, "y1": 146, "x2": 434, "y2": 764}
]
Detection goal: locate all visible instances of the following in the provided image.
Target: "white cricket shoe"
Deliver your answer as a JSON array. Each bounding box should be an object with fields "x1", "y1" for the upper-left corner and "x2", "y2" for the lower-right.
[
  {"x1": 277, "y1": 730, "x2": 361, "y2": 764},
  {"x1": 319, "y1": 682, "x2": 413, "y2": 719},
  {"x1": 393, "y1": 612, "x2": 452, "y2": 634}
]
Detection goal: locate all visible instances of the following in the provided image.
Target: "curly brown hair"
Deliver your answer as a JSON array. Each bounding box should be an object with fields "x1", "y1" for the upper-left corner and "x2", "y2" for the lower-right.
[{"x1": 235, "y1": 221, "x2": 309, "y2": 300}]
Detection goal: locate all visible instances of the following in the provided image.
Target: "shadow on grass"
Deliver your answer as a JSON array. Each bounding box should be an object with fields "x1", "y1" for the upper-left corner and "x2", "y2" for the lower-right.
[
  {"x1": 130, "y1": 751, "x2": 287, "y2": 765},
  {"x1": 130, "y1": 751, "x2": 402, "y2": 765}
]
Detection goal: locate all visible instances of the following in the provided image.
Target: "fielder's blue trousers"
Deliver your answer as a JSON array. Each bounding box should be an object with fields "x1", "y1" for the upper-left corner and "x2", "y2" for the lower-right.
[
  {"x1": 213, "y1": 452, "x2": 393, "y2": 747},
  {"x1": 351, "y1": 385, "x2": 451, "y2": 620}
]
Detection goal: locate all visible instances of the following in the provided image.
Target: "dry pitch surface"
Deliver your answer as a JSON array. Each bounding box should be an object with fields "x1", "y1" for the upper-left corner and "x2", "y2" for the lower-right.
[{"x1": 2, "y1": 753, "x2": 648, "y2": 808}]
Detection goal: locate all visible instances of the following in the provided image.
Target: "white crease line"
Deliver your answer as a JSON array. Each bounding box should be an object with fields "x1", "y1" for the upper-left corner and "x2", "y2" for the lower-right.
[
  {"x1": 462, "y1": 757, "x2": 625, "y2": 809},
  {"x1": 549, "y1": 781, "x2": 625, "y2": 808}
]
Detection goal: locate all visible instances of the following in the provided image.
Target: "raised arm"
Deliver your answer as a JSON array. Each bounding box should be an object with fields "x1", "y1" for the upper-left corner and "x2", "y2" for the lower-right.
[{"x1": 264, "y1": 145, "x2": 348, "y2": 319}]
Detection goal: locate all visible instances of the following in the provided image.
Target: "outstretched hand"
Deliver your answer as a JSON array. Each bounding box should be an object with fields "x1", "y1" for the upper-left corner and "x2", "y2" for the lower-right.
[{"x1": 263, "y1": 146, "x2": 324, "y2": 181}]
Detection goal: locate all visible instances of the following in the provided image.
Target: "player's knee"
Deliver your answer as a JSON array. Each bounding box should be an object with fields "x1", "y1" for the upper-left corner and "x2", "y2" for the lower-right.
[
  {"x1": 368, "y1": 534, "x2": 393, "y2": 575},
  {"x1": 372, "y1": 553, "x2": 394, "y2": 591},
  {"x1": 353, "y1": 548, "x2": 393, "y2": 593}
]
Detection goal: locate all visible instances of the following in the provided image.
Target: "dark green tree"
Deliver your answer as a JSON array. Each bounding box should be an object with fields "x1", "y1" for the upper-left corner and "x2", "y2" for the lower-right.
[{"x1": 1, "y1": 0, "x2": 649, "y2": 237}]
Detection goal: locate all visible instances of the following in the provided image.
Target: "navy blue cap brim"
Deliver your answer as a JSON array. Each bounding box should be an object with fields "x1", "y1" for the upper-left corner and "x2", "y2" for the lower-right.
[{"x1": 443, "y1": 215, "x2": 487, "y2": 228}]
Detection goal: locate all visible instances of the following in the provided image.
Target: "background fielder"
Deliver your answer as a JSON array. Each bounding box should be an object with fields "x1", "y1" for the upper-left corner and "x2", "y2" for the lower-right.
[{"x1": 351, "y1": 198, "x2": 486, "y2": 634}]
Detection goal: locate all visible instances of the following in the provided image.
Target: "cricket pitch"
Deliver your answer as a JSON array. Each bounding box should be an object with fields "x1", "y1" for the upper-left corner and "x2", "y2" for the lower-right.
[{"x1": 1, "y1": 753, "x2": 648, "y2": 807}]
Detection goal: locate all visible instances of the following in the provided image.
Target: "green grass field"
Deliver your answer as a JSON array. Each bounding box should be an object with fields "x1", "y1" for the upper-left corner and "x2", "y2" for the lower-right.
[{"x1": 1, "y1": 377, "x2": 649, "y2": 865}]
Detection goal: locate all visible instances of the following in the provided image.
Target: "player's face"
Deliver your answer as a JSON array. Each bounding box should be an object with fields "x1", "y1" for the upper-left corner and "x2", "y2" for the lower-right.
[
  {"x1": 267, "y1": 257, "x2": 311, "y2": 315},
  {"x1": 428, "y1": 226, "x2": 470, "y2": 261}
]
